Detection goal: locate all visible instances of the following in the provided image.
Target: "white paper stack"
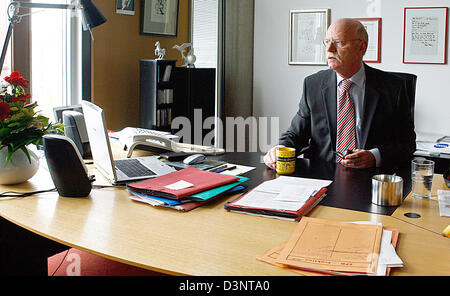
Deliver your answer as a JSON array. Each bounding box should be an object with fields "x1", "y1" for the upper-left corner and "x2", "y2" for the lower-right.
[
  {"x1": 438, "y1": 190, "x2": 450, "y2": 217},
  {"x1": 376, "y1": 229, "x2": 404, "y2": 275}
]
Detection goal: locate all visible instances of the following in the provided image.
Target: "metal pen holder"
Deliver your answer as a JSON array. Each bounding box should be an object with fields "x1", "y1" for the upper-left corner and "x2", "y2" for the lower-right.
[{"x1": 371, "y1": 174, "x2": 403, "y2": 206}]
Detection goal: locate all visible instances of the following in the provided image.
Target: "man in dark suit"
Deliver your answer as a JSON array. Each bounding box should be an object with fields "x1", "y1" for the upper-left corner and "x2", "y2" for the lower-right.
[{"x1": 264, "y1": 18, "x2": 416, "y2": 169}]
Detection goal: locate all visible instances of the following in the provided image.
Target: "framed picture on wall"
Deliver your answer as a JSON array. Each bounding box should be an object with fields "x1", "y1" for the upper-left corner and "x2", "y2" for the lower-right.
[
  {"x1": 289, "y1": 9, "x2": 330, "y2": 65},
  {"x1": 116, "y1": 0, "x2": 135, "y2": 15},
  {"x1": 140, "y1": 0, "x2": 179, "y2": 37},
  {"x1": 403, "y1": 7, "x2": 448, "y2": 64},
  {"x1": 355, "y1": 18, "x2": 381, "y2": 63}
]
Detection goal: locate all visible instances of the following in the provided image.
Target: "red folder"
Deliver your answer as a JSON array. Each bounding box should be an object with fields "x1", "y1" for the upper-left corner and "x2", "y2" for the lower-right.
[
  {"x1": 224, "y1": 187, "x2": 327, "y2": 221},
  {"x1": 127, "y1": 166, "x2": 239, "y2": 199}
]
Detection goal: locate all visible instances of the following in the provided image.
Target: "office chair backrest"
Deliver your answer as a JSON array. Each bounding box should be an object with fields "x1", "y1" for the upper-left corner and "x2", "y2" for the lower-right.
[{"x1": 388, "y1": 72, "x2": 417, "y2": 119}]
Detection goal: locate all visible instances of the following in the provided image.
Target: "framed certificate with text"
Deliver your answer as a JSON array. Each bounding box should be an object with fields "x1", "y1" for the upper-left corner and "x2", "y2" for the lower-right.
[
  {"x1": 355, "y1": 18, "x2": 381, "y2": 63},
  {"x1": 289, "y1": 9, "x2": 330, "y2": 65},
  {"x1": 403, "y1": 7, "x2": 448, "y2": 64}
]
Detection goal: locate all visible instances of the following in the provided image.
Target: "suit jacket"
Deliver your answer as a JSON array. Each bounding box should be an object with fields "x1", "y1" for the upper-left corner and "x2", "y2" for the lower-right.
[{"x1": 279, "y1": 64, "x2": 416, "y2": 166}]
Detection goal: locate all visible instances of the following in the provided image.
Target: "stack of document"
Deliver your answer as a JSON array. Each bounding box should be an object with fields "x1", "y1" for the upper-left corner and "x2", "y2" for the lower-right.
[
  {"x1": 127, "y1": 166, "x2": 247, "y2": 211},
  {"x1": 224, "y1": 176, "x2": 332, "y2": 221},
  {"x1": 416, "y1": 141, "x2": 450, "y2": 156},
  {"x1": 257, "y1": 217, "x2": 403, "y2": 276}
]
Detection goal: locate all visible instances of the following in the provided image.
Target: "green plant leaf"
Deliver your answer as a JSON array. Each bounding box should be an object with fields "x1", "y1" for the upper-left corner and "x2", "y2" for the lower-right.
[
  {"x1": 0, "y1": 128, "x2": 10, "y2": 138},
  {"x1": 5, "y1": 145, "x2": 14, "y2": 167},
  {"x1": 20, "y1": 146, "x2": 31, "y2": 164}
]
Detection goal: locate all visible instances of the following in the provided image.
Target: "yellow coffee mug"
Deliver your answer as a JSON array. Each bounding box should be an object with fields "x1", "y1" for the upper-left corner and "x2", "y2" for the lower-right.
[{"x1": 276, "y1": 147, "x2": 296, "y2": 175}]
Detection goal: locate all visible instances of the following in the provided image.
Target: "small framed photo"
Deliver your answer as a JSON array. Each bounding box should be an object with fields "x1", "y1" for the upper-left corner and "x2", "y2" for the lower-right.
[
  {"x1": 116, "y1": 0, "x2": 135, "y2": 15},
  {"x1": 355, "y1": 18, "x2": 381, "y2": 63},
  {"x1": 140, "y1": 0, "x2": 179, "y2": 37},
  {"x1": 403, "y1": 7, "x2": 448, "y2": 64},
  {"x1": 289, "y1": 9, "x2": 330, "y2": 65}
]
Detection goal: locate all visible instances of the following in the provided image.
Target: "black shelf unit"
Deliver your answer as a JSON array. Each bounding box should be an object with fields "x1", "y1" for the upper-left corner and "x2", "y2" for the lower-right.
[
  {"x1": 140, "y1": 60, "x2": 216, "y2": 143},
  {"x1": 139, "y1": 59, "x2": 176, "y2": 131},
  {"x1": 172, "y1": 67, "x2": 216, "y2": 144}
]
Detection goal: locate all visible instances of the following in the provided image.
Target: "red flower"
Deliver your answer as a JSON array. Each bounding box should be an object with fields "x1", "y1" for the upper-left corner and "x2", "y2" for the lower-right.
[
  {"x1": 4, "y1": 71, "x2": 29, "y2": 88},
  {"x1": 0, "y1": 101, "x2": 11, "y2": 120},
  {"x1": 12, "y1": 93, "x2": 31, "y2": 102}
]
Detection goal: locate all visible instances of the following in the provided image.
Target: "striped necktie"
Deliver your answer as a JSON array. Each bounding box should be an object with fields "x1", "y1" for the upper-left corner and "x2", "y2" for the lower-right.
[{"x1": 336, "y1": 79, "x2": 356, "y2": 163}]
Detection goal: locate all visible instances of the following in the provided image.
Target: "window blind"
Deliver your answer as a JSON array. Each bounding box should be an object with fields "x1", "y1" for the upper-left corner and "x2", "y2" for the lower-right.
[{"x1": 191, "y1": 0, "x2": 218, "y2": 68}]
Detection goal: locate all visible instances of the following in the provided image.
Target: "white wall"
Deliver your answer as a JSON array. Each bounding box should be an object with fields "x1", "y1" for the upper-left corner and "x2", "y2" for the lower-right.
[{"x1": 253, "y1": 0, "x2": 450, "y2": 139}]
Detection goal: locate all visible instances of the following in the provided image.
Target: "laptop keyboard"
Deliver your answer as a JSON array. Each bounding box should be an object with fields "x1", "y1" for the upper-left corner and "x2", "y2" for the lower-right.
[{"x1": 114, "y1": 159, "x2": 155, "y2": 178}]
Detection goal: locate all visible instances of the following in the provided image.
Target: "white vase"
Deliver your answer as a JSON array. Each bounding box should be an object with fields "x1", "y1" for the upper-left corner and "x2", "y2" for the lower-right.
[{"x1": 0, "y1": 147, "x2": 40, "y2": 185}]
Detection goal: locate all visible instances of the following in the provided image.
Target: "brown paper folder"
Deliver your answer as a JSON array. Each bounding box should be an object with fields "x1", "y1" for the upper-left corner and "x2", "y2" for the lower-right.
[
  {"x1": 257, "y1": 228, "x2": 399, "y2": 276},
  {"x1": 257, "y1": 242, "x2": 329, "y2": 276},
  {"x1": 275, "y1": 217, "x2": 383, "y2": 275}
]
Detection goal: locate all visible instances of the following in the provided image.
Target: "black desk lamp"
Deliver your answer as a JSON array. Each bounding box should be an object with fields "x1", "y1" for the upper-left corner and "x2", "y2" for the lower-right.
[{"x1": 0, "y1": 0, "x2": 107, "y2": 73}]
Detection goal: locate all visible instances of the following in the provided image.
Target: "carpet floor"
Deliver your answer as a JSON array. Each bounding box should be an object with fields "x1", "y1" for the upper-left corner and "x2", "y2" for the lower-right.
[{"x1": 48, "y1": 248, "x2": 166, "y2": 276}]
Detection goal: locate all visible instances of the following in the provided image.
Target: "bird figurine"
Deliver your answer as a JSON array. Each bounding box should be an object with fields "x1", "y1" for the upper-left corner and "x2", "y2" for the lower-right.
[{"x1": 173, "y1": 43, "x2": 196, "y2": 68}]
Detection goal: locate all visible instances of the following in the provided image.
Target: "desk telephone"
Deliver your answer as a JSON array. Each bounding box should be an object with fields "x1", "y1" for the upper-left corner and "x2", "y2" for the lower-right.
[{"x1": 113, "y1": 127, "x2": 225, "y2": 158}]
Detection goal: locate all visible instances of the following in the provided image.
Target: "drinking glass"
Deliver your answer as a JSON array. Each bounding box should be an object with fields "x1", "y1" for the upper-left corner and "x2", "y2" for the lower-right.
[{"x1": 411, "y1": 158, "x2": 434, "y2": 199}]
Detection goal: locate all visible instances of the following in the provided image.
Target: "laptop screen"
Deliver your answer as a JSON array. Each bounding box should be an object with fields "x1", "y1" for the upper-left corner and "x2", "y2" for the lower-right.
[{"x1": 81, "y1": 100, "x2": 117, "y2": 181}]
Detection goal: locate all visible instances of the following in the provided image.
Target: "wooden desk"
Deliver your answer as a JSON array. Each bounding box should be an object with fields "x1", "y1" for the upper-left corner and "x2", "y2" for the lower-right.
[
  {"x1": 0, "y1": 163, "x2": 449, "y2": 276},
  {"x1": 392, "y1": 174, "x2": 450, "y2": 235}
]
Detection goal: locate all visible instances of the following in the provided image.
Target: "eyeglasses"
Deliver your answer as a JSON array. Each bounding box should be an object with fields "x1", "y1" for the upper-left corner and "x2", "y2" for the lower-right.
[{"x1": 322, "y1": 39, "x2": 362, "y2": 48}]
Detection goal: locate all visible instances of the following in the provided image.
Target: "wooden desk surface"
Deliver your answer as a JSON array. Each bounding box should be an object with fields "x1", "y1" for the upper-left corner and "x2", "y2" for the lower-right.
[
  {"x1": 392, "y1": 174, "x2": 450, "y2": 235},
  {"x1": 0, "y1": 164, "x2": 449, "y2": 276}
]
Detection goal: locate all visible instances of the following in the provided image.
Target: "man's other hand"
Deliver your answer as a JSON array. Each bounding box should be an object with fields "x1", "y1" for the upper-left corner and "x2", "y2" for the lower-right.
[
  {"x1": 340, "y1": 149, "x2": 375, "y2": 168},
  {"x1": 263, "y1": 147, "x2": 278, "y2": 170}
]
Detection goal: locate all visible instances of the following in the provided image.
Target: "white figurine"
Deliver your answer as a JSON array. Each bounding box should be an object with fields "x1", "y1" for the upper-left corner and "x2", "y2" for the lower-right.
[
  {"x1": 155, "y1": 41, "x2": 166, "y2": 60},
  {"x1": 185, "y1": 48, "x2": 196, "y2": 68},
  {"x1": 173, "y1": 43, "x2": 196, "y2": 68}
]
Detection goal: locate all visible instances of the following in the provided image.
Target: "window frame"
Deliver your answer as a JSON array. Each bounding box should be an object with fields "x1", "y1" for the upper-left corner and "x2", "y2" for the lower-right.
[{"x1": 10, "y1": 1, "x2": 91, "y2": 106}]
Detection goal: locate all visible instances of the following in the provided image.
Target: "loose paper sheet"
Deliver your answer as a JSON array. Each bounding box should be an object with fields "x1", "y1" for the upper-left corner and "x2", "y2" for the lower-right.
[
  {"x1": 220, "y1": 164, "x2": 255, "y2": 176},
  {"x1": 276, "y1": 217, "x2": 382, "y2": 274},
  {"x1": 274, "y1": 185, "x2": 316, "y2": 202},
  {"x1": 438, "y1": 190, "x2": 450, "y2": 217}
]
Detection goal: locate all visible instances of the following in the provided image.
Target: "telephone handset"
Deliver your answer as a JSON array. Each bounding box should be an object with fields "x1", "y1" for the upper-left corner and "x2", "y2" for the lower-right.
[
  {"x1": 125, "y1": 134, "x2": 225, "y2": 158},
  {"x1": 126, "y1": 134, "x2": 174, "y2": 157},
  {"x1": 113, "y1": 127, "x2": 225, "y2": 158}
]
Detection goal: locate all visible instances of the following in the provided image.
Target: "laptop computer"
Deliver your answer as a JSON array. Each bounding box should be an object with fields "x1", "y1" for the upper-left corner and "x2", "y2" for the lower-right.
[{"x1": 81, "y1": 100, "x2": 175, "y2": 184}]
